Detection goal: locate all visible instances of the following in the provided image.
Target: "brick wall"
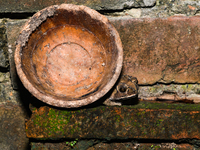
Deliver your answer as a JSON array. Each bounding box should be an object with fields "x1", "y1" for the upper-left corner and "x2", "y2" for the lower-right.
[{"x1": 1, "y1": 0, "x2": 200, "y2": 149}]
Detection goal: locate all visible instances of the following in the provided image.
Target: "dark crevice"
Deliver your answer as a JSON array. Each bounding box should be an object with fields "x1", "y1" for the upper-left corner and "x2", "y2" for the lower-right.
[
  {"x1": 15, "y1": 77, "x2": 34, "y2": 117},
  {"x1": 139, "y1": 81, "x2": 200, "y2": 86},
  {"x1": 0, "y1": 12, "x2": 35, "y2": 19},
  {"x1": 103, "y1": 138, "x2": 192, "y2": 145},
  {"x1": 97, "y1": 2, "x2": 156, "y2": 15},
  {"x1": 97, "y1": 9, "x2": 125, "y2": 14},
  {"x1": 0, "y1": 66, "x2": 9, "y2": 72},
  {"x1": 99, "y1": 4, "x2": 156, "y2": 15},
  {"x1": 29, "y1": 138, "x2": 200, "y2": 144}
]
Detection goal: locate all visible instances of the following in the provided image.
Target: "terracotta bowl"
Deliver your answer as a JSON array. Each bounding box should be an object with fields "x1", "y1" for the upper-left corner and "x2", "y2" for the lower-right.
[{"x1": 15, "y1": 4, "x2": 123, "y2": 108}]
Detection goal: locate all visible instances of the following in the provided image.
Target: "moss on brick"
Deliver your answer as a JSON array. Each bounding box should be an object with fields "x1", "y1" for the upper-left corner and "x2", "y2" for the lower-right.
[{"x1": 26, "y1": 103, "x2": 200, "y2": 140}]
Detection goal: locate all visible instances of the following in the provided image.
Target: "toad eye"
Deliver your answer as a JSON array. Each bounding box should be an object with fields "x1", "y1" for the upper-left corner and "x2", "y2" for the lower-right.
[{"x1": 117, "y1": 84, "x2": 128, "y2": 93}]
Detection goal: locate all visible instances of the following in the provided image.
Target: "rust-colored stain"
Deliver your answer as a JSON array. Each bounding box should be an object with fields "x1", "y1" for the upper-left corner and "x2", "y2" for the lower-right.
[
  {"x1": 15, "y1": 4, "x2": 123, "y2": 108},
  {"x1": 26, "y1": 106, "x2": 200, "y2": 139}
]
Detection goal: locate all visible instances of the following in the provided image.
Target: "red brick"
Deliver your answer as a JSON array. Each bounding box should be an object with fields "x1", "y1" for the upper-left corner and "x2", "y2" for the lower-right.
[
  {"x1": 26, "y1": 105, "x2": 200, "y2": 139},
  {"x1": 110, "y1": 16, "x2": 200, "y2": 84}
]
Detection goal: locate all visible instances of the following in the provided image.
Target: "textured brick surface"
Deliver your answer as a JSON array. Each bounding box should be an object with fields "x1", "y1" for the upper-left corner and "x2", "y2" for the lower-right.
[
  {"x1": 0, "y1": 104, "x2": 29, "y2": 150},
  {"x1": 111, "y1": 16, "x2": 200, "y2": 84},
  {"x1": 0, "y1": 0, "x2": 156, "y2": 13},
  {"x1": 26, "y1": 104, "x2": 200, "y2": 139}
]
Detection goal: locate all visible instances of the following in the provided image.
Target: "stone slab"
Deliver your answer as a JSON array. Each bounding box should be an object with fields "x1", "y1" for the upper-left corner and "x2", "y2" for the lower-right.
[
  {"x1": 0, "y1": 104, "x2": 29, "y2": 150},
  {"x1": 26, "y1": 104, "x2": 200, "y2": 139},
  {"x1": 30, "y1": 141, "x2": 194, "y2": 150},
  {"x1": 142, "y1": 0, "x2": 200, "y2": 18},
  {"x1": 111, "y1": 16, "x2": 200, "y2": 84},
  {"x1": 88, "y1": 142, "x2": 194, "y2": 150},
  {"x1": 0, "y1": 0, "x2": 156, "y2": 13},
  {"x1": 0, "y1": 21, "x2": 9, "y2": 68},
  {"x1": 6, "y1": 20, "x2": 27, "y2": 89},
  {"x1": 0, "y1": 72, "x2": 21, "y2": 105}
]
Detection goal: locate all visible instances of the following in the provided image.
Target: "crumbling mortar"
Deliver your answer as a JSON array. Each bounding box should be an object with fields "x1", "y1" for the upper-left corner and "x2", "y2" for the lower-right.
[{"x1": 139, "y1": 82, "x2": 200, "y2": 101}]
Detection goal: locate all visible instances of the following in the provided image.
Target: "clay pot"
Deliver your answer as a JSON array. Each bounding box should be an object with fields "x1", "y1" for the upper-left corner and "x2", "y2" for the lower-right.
[{"x1": 15, "y1": 4, "x2": 123, "y2": 108}]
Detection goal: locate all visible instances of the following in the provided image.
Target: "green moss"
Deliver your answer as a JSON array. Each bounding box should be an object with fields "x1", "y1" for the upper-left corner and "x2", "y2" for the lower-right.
[
  {"x1": 149, "y1": 86, "x2": 159, "y2": 93},
  {"x1": 38, "y1": 109, "x2": 83, "y2": 136},
  {"x1": 188, "y1": 84, "x2": 193, "y2": 89},
  {"x1": 154, "y1": 145, "x2": 161, "y2": 148},
  {"x1": 156, "y1": 119, "x2": 163, "y2": 127},
  {"x1": 66, "y1": 139, "x2": 78, "y2": 148},
  {"x1": 114, "y1": 115, "x2": 121, "y2": 122},
  {"x1": 181, "y1": 85, "x2": 187, "y2": 90},
  {"x1": 28, "y1": 103, "x2": 200, "y2": 139}
]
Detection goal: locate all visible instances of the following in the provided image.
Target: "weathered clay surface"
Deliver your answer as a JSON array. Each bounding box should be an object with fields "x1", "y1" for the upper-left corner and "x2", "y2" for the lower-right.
[
  {"x1": 0, "y1": 104, "x2": 29, "y2": 149},
  {"x1": 0, "y1": 0, "x2": 156, "y2": 13},
  {"x1": 0, "y1": 21, "x2": 8, "y2": 68},
  {"x1": 26, "y1": 105, "x2": 200, "y2": 139},
  {"x1": 110, "y1": 16, "x2": 200, "y2": 84}
]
